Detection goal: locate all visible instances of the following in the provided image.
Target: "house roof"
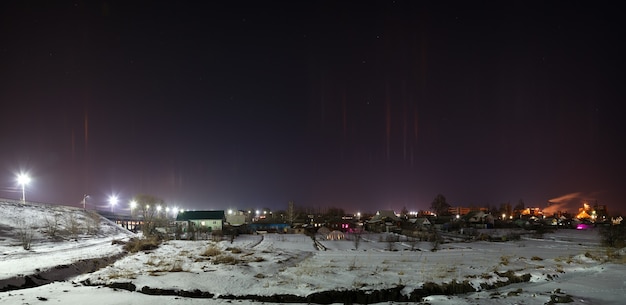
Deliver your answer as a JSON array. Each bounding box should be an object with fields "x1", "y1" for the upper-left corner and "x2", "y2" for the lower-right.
[
  {"x1": 176, "y1": 210, "x2": 225, "y2": 221},
  {"x1": 369, "y1": 210, "x2": 400, "y2": 222},
  {"x1": 409, "y1": 217, "x2": 431, "y2": 225}
]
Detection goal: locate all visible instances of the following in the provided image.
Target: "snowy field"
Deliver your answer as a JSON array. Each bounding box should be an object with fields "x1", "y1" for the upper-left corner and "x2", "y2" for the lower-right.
[{"x1": 1, "y1": 200, "x2": 625, "y2": 304}]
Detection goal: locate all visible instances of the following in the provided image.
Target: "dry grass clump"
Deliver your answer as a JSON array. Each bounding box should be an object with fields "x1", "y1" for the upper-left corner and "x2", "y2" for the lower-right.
[
  {"x1": 499, "y1": 255, "x2": 511, "y2": 266},
  {"x1": 169, "y1": 260, "x2": 184, "y2": 272},
  {"x1": 226, "y1": 247, "x2": 242, "y2": 254},
  {"x1": 606, "y1": 249, "x2": 626, "y2": 264},
  {"x1": 202, "y1": 245, "x2": 222, "y2": 257},
  {"x1": 213, "y1": 254, "x2": 238, "y2": 265},
  {"x1": 107, "y1": 270, "x2": 137, "y2": 280},
  {"x1": 531, "y1": 256, "x2": 543, "y2": 261},
  {"x1": 145, "y1": 257, "x2": 161, "y2": 266},
  {"x1": 123, "y1": 237, "x2": 161, "y2": 253}
]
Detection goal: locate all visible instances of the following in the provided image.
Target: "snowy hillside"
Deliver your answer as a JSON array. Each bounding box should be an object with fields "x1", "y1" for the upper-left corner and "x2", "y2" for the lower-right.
[
  {"x1": 1, "y1": 200, "x2": 625, "y2": 304},
  {"x1": 0, "y1": 199, "x2": 134, "y2": 282}
]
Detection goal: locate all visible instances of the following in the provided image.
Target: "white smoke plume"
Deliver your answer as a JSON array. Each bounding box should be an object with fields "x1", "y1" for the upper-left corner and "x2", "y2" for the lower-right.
[{"x1": 544, "y1": 192, "x2": 584, "y2": 215}]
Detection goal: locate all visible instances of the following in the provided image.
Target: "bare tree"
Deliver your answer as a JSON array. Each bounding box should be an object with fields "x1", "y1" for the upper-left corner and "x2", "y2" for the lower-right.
[
  {"x1": 408, "y1": 236, "x2": 418, "y2": 251},
  {"x1": 353, "y1": 231, "x2": 362, "y2": 250},
  {"x1": 401, "y1": 206, "x2": 409, "y2": 219},
  {"x1": 15, "y1": 219, "x2": 34, "y2": 250},
  {"x1": 287, "y1": 200, "x2": 295, "y2": 225},
  {"x1": 44, "y1": 213, "x2": 61, "y2": 237},
  {"x1": 431, "y1": 194, "x2": 451, "y2": 216},
  {"x1": 85, "y1": 211, "x2": 102, "y2": 235},
  {"x1": 514, "y1": 199, "x2": 525, "y2": 212},
  {"x1": 64, "y1": 212, "x2": 82, "y2": 237},
  {"x1": 133, "y1": 194, "x2": 166, "y2": 237},
  {"x1": 386, "y1": 234, "x2": 397, "y2": 251}
]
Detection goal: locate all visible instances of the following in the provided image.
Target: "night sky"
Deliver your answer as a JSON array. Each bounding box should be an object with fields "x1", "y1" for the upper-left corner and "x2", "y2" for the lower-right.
[{"x1": 1, "y1": 1, "x2": 624, "y2": 215}]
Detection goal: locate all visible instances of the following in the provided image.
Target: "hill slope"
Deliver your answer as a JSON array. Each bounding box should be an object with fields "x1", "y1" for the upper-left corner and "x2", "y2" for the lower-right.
[{"x1": 0, "y1": 199, "x2": 133, "y2": 283}]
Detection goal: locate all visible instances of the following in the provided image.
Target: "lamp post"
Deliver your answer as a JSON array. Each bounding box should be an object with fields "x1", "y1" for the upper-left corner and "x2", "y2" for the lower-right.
[
  {"x1": 130, "y1": 200, "x2": 137, "y2": 217},
  {"x1": 82, "y1": 194, "x2": 89, "y2": 210},
  {"x1": 16, "y1": 173, "x2": 31, "y2": 203}
]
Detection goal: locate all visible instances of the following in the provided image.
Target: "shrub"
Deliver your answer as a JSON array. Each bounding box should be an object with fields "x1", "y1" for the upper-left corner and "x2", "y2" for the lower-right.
[
  {"x1": 85, "y1": 211, "x2": 102, "y2": 235},
  {"x1": 123, "y1": 237, "x2": 161, "y2": 253},
  {"x1": 15, "y1": 219, "x2": 34, "y2": 250},
  {"x1": 211, "y1": 230, "x2": 223, "y2": 242},
  {"x1": 64, "y1": 212, "x2": 82, "y2": 237},
  {"x1": 213, "y1": 254, "x2": 238, "y2": 265},
  {"x1": 44, "y1": 214, "x2": 61, "y2": 237},
  {"x1": 353, "y1": 232, "x2": 362, "y2": 250},
  {"x1": 386, "y1": 235, "x2": 396, "y2": 251},
  {"x1": 226, "y1": 247, "x2": 242, "y2": 254},
  {"x1": 202, "y1": 245, "x2": 221, "y2": 257},
  {"x1": 531, "y1": 256, "x2": 543, "y2": 261},
  {"x1": 476, "y1": 233, "x2": 490, "y2": 241}
]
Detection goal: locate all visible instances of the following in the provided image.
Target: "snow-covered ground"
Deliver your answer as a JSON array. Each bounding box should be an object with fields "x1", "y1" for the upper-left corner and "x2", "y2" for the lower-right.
[{"x1": 1, "y1": 200, "x2": 625, "y2": 304}]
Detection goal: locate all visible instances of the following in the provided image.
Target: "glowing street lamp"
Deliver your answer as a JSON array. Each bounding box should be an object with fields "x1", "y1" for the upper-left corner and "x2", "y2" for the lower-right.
[
  {"x1": 109, "y1": 195, "x2": 119, "y2": 212},
  {"x1": 16, "y1": 173, "x2": 31, "y2": 203},
  {"x1": 129, "y1": 200, "x2": 137, "y2": 217}
]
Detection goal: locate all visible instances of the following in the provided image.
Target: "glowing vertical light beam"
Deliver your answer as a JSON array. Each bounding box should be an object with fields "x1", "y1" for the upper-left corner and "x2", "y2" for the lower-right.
[{"x1": 16, "y1": 173, "x2": 31, "y2": 203}]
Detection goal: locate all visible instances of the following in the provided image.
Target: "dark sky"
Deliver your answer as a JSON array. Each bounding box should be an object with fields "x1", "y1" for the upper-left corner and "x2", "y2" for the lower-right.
[{"x1": 1, "y1": 1, "x2": 624, "y2": 215}]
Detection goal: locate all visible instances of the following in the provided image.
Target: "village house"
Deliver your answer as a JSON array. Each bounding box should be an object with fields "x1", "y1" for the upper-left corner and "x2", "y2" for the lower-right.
[
  {"x1": 175, "y1": 210, "x2": 225, "y2": 233},
  {"x1": 366, "y1": 210, "x2": 401, "y2": 233}
]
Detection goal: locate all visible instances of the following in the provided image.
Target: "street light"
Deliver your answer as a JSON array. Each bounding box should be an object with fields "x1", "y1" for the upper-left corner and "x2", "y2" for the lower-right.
[
  {"x1": 109, "y1": 195, "x2": 118, "y2": 212},
  {"x1": 82, "y1": 194, "x2": 89, "y2": 210},
  {"x1": 130, "y1": 200, "x2": 137, "y2": 217},
  {"x1": 16, "y1": 173, "x2": 31, "y2": 203}
]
